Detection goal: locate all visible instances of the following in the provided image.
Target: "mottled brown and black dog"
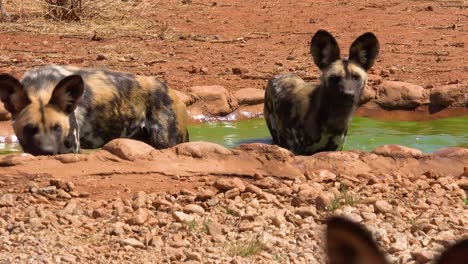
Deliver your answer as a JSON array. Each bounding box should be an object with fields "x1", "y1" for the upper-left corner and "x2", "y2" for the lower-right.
[
  {"x1": 264, "y1": 30, "x2": 379, "y2": 155},
  {"x1": 0, "y1": 65, "x2": 188, "y2": 155}
]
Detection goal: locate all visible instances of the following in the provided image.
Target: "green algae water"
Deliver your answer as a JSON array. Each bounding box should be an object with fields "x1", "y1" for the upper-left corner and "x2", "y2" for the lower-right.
[
  {"x1": 188, "y1": 116, "x2": 468, "y2": 153},
  {"x1": 1, "y1": 116, "x2": 466, "y2": 155}
]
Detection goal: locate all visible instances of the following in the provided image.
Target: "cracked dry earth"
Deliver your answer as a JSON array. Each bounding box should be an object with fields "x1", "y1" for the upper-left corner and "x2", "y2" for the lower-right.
[{"x1": 0, "y1": 140, "x2": 467, "y2": 263}]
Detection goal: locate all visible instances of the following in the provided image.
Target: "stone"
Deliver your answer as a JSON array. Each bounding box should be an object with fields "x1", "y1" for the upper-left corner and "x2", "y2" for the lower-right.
[
  {"x1": 295, "y1": 207, "x2": 317, "y2": 218},
  {"x1": 430, "y1": 84, "x2": 467, "y2": 107},
  {"x1": 0, "y1": 153, "x2": 36, "y2": 167},
  {"x1": 127, "y1": 208, "x2": 149, "y2": 225},
  {"x1": 375, "y1": 200, "x2": 393, "y2": 214},
  {"x1": 305, "y1": 169, "x2": 337, "y2": 182},
  {"x1": 102, "y1": 139, "x2": 155, "y2": 161},
  {"x1": 120, "y1": 238, "x2": 145, "y2": 248},
  {"x1": 245, "y1": 184, "x2": 263, "y2": 194},
  {"x1": 0, "y1": 193, "x2": 14, "y2": 207},
  {"x1": 213, "y1": 178, "x2": 245, "y2": 192},
  {"x1": 186, "y1": 252, "x2": 203, "y2": 262},
  {"x1": 173, "y1": 141, "x2": 231, "y2": 158},
  {"x1": 376, "y1": 81, "x2": 428, "y2": 110},
  {"x1": 206, "y1": 220, "x2": 225, "y2": 242},
  {"x1": 187, "y1": 85, "x2": 238, "y2": 116},
  {"x1": 195, "y1": 189, "x2": 214, "y2": 201},
  {"x1": 173, "y1": 90, "x2": 198, "y2": 106},
  {"x1": 232, "y1": 67, "x2": 249, "y2": 75},
  {"x1": 112, "y1": 222, "x2": 127, "y2": 236},
  {"x1": 315, "y1": 192, "x2": 334, "y2": 210},
  {"x1": 233, "y1": 88, "x2": 264, "y2": 105},
  {"x1": 183, "y1": 204, "x2": 205, "y2": 215},
  {"x1": 57, "y1": 189, "x2": 72, "y2": 199},
  {"x1": 172, "y1": 211, "x2": 194, "y2": 223},
  {"x1": 373, "y1": 144, "x2": 424, "y2": 158},
  {"x1": 411, "y1": 249, "x2": 434, "y2": 263},
  {"x1": 225, "y1": 188, "x2": 240, "y2": 199}
]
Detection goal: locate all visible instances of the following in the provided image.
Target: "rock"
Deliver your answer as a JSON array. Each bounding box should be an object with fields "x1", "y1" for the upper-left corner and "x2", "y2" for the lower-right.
[
  {"x1": 206, "y1": 220, "x2": 225, "y2": 242},
  {"x1": 373, "y1": 144, "x2": 424, "y2": 158},
  {"x1": 112, "y1": 222, "x2": 127, "y2": 236},
  {"x1": 132, "y1": 191, "x2": 147, "y2": 209},
  {"x1": 245, "y1": 184, "x2": 263, "y2": 194},
  {"x1": 127, "y1": 208, "x2": 149, "y2": 225},
  {"x1": 232, "y1": 67, "x2": 249, "y2": 75},
  {"x1": 213, "y1": 178, "x2": 245, "y2": 192},
  {"x1": 39, "y1": 186, "x2": 57, "y2": 195},
  {"x1": 375, "y1": 200, "x2": 393, "y2": 214},
  {"x1": 172, "y1": 211, "x2": 194, "y2": 223},
  {"x1": 173, "y1": 141, "x2": 231, "y2": 158},
  {"x1": 186, "y1": 252, "x2": 203, "y2": 262},
  {"x1": 187, "y1": 85, "x2": 238, "y2": 116},
  {"x1": 102, "y1": 139, "x2": 155, "y2": 161},
  {"x1": 376, "y1": 81, "x2": 428, "y2": 110},
  {"x1": 315, "y1": 192, "x2": 335, "y2": 210},
  {"x1": 195, "y1": 190, "x2": 214, "y2": 201},
  {"x1": 430, "y1": 84, "x2": 467, "y2": 107},
  {"x1": 173, "y1": 90, "x2": 198, "y2": 106},
  {"x1": 225, "y1": 188, "x2": 240, "y2": 199},
  {"x1": 120, "y1": 238, "x2": 145, "y2": 248},
  {"x1": 305, "y1": 169, "x2": 337, "y2": 182},
  {"x1": 91, "y1": 208, "x2": 111, "y2": 219},
  {"x1": 57, "y1": 189, "x2": 72, "y2": 199},
  {"x1": 233, "y1": 88, "x2": 264, "y2": 105},
  {"x1": 55, "y1": 154, "x2": 87, "y2": 164},
  {"x1": 0, "y1": 193, "x2": 15, "y2": 207},
  {"x1": 183, "y1": 204, "x2": 205, "y2": 215},
  {"x1": 0, "y1": 153, "x2": 36, "y2": 166},
  {"x1": 295, "y1": 207, "x2": 317, "y2": 218},
  {"x1": 432, "y1": 147, "x2": 468, "y2": 157},
  {"x1": 411, "y1": 249, "x2": 434, "y2": 263}
]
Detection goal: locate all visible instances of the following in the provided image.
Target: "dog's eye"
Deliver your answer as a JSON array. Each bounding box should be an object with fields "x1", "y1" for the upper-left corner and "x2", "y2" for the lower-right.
[
  {"x1": 23, "y1": 124, "x2": 38, "y2": 136},
  {"x1": 329, "y1": 75, "x2": 341, "y2": 83},
  {"x1": 351, "y1": 74, "x2": 361, "y2": 81},
  {"x1": 52, "y1": 124, "x2": 61, "y2": 132}
]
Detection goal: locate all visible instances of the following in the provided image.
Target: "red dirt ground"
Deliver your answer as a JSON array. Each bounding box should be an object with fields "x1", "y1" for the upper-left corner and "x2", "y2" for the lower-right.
[{"x1": 0, "y1": 0, "x2": 467, "y2": 198}]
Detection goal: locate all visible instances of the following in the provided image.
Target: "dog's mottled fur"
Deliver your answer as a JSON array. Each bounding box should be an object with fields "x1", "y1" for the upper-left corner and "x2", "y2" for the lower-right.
[
  {"x1": 264, "y1": 30, "x2": 379, "y2": 155},
  {"x1": 326, "y1": 216, "x2": 468, "y2": 264},
  {"x1": 0, "y1": 65, "x2": 188, "y2": 155}
]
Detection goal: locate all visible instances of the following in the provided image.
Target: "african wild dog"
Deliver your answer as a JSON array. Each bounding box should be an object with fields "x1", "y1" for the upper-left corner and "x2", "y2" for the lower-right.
[
  {"x1": 264, "y1": 30, "x2": 379, "y2": 155},
  {"x1": 326, "y1": 216, "x2": 468, "y2": 264},
  {"x1": 0, "y1": 65, "x2": 189, "y2": 155}
]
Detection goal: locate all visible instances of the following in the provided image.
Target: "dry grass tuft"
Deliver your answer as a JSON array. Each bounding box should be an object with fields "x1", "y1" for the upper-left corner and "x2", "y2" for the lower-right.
[
  {"x1": 0, "y1": 0, "x2": 173, "y2": 39},
  {"x1": 44, "y1": 0, "x2": 83, "y2": 21}
]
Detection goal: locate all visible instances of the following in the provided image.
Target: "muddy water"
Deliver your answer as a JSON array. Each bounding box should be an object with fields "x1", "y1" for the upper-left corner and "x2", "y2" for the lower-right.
[
  {"x1": 1, "y1": 116, "x2": 466, "y2": 155},
  {"x1": 188, "y1": 116, "x2": 468, "y2": 153}
]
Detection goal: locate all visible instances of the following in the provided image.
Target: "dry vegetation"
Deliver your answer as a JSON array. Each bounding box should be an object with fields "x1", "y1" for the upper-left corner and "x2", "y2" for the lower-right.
[{"x1": 0, "y1": 0, "x2": 172, "y2": 38}]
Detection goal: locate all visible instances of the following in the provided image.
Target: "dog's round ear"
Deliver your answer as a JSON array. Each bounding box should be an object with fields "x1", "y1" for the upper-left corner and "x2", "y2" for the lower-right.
[
  {"x1": 0, "y1": 74, "x2": 31, "y2": 115},
  {"x1": 49, "y1": 75, "x2": 84, "y2": 114},
  {"x1": 436, "y1": 239, "x2": 468, "y2": 264},
  {"x1": 326, "y1": 216, "x2": 389, "y2": 264},
  {"x1": 310, "y1": 30, "x2": 341, "y2": 70},
  {"x1": 348, "y1": 32, "x2": 379, "y2": 71}
]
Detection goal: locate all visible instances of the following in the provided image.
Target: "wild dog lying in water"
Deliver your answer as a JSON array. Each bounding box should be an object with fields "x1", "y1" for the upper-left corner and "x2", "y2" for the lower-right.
[
  {"x1": 326, "y1": 216, "x2": 468, "y2": 264},
  {"x1": 0, "y1": 65, "x2": 188, "y2": 155},
  {"x1": 264, "y1": 30, "x2": 379, "y2": 155}
]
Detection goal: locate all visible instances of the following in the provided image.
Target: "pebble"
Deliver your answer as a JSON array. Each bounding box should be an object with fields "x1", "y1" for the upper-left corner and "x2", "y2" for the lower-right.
[
  {"x1": 375, "y1": 200, "x2": 393, "y2": 214},
  {"x1": 213, "y1": 178, "x2": 245, "y2": 192},
  {"x1": 183, "y1": 204, "x2": 205, "y2": 215},
  {"x1": 172, "y1": 211, "x2": 194, "y2": 223},
  {"x1": 120, "y1": 238, "x2": 145, "y2": 248}
]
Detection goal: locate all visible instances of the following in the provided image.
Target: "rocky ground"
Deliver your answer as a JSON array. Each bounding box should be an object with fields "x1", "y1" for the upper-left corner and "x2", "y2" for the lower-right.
[
  {"x1": 0, "y1": 1, "x2": 467, "y2": 263},
  {"x1": 0, "y1": 140, "x2": 467, "y2": 263}
]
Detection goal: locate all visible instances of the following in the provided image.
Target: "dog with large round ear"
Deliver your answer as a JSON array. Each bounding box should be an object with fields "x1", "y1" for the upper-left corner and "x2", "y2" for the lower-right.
[
  {"x1": 326, "y1": 216, "x2": 468, "y2": 264},
  {"x1": 0, "y1": 74, "x2": 31, "y2": 116}
]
